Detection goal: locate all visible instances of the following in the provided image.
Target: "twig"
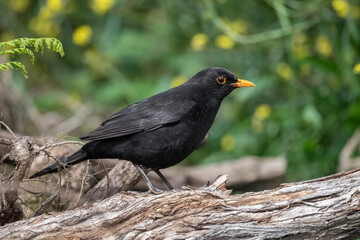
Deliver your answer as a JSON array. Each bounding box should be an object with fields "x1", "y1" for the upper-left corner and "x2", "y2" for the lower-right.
[
  {"x1": 41, "y1": 140, "x2": 84, "y2": 150},
  {"x1": 97, "y1": 159, "x2": 111, "y2": 201},
  {"x1": 17, "y1": 197, "x2": 36, "y2": 214},
  {"x1": 72, "y1": 161, "x2": 90, "y2": 208},
  {"x1": 269, "y1": 0, "x2": 291, "y2": 29},
  {"x1": 22, "y1": 178, "x2": 53, "y2": 184},
  {"x1": 204, "y1": 0, "x2": 320, "y2": 44},
  {"x1": 0, "y1": 121, "x2": 16, "y2": 138},
  {"x1": 0, "y1": 138, "x2": 12, "y2": 146},
  {"x1": 0, "y1": 153, "x2": 10, "y2": 163},
  {"x1": 33, "y1": 190, "x2": 59, "y2": 217},
  {"x1": 19, "y1": 186, "x2": 45, "y2": 195}
]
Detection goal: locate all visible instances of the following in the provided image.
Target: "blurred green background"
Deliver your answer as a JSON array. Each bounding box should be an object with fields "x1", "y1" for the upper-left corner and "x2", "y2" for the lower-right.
[{"x1": 0, "y1": 0, "x2": 359, "y2": 182}]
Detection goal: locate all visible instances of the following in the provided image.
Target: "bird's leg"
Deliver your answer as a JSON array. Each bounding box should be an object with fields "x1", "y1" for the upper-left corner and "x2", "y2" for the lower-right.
[
  {"x1": 153, "y1": 169, "x2": 174, "y2": 190},
  {"x1": 133, "y1": 163, "x2": 163, "y2": 194}
]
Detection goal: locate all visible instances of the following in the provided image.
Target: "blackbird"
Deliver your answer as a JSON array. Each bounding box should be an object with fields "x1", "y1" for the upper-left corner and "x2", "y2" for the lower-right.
[{"x1": 30, "y1": 67, "x2": 255, "y2": 193}]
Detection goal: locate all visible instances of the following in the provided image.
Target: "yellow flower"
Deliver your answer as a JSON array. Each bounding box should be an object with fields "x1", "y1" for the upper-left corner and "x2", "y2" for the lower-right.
[
  {"x1": 316, "y1": 35, "x2": 332, "y2": 57},
  {"x1": 229, "y1": 19, "x2": 248, "y2": 34},
  {"x1": 6, "y1": 0, "x2": 30, "y2": 13},
  {"x1": 332, "y1": 0, "x2": 349, "y2": 18},
  {"x1": 221, "y1": 18, "x2": 248, "y2": 34},
  {"x1": 91, "y1": 0, "x2": 116, "y2": 15},
  {"x1": 220, "y1": 134, "x2": 236, "y2": 152},
  {"x1": 215, "y1": 35, "x2": 235, "y2": 49},
  {"x1": 254, "y1": 104, "x2": 271, "y2": 121},
  {"x1": 276, "y1": 63, "x2": 293, "y2": 81},
  {"x1": 73, "y1": 25, "x2": 93, "y2": 46},
  {"x1": 292, "y1": 32, "x2": 309, "y2": 59},
  {"x1": 170, "y1": 76, "x2": 187, "y2": 88},
  {"x1": 47, "y1": 0, "x2": 62, "y2": 12},
  {"x1": 27, "y1": 0, "x2": 64, "y2": 37},
  {"x1": 354, "y1": 63, "x2": 360, "y2": 75},
  {"x1": 252, "y1": 104, "x2": 271, "y2": 133},
  {"x1": 293, "y1": 45, "x2": 310, "y2": 59},
  {"x1": 190, "y1": 33, "x2": 209, "y2": 51}
]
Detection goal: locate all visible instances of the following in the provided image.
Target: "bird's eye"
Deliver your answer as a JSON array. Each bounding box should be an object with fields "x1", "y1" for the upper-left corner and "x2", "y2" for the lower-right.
[{"x1": 216, "y1": 76, "x2": 226, "y2": 85}]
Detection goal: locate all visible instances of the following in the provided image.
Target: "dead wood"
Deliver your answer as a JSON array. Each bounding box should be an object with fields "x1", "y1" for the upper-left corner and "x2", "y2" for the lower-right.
[
  {"x1": 76, "y1": 161, "x2": 144, "y2": 207},
  {"x1": 0, "y1": 170, "x2": 360, "y2": 239},
  {"x1": 0, "y1": 137, "x2": 34, "y2": 225},
  {"x1": 0, "y1": 135, "x2": 85, "y2": 224}
]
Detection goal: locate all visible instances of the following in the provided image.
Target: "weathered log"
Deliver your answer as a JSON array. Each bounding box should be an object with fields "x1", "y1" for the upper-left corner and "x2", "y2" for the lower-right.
[{"x1": 1, "y1": 170, "x2": 360, "y2": 239}]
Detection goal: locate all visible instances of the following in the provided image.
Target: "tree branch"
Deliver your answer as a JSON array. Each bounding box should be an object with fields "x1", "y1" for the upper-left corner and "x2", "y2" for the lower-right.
[{"x1": 1, "y1": 170, "x2": 360, "y2": 239}]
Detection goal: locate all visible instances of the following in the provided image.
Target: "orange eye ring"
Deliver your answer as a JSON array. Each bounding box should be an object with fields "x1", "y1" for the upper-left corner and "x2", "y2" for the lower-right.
[{"x1": 216, "y1": 76, "x2": 226, "y2": 85}]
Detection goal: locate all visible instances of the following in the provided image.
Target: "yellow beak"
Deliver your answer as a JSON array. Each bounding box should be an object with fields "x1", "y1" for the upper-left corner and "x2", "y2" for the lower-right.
[{"x1": 230, "y1": 79, "x2": 255, "y2": 88}]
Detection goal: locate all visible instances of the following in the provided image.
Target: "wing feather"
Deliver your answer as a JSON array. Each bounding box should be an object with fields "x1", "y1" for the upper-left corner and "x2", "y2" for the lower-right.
[{"x1": 80, "y1": 94, "x2": 196, "y2": 141}]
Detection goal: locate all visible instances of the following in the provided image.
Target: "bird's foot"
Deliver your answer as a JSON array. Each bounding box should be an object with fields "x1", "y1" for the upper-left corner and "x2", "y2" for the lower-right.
[
  {"x1": 133, "y1": 163, "x2": 164, "y2": 194},
  {"x1": 145, "y1": 186, "x2": 164, "y2": 195}
]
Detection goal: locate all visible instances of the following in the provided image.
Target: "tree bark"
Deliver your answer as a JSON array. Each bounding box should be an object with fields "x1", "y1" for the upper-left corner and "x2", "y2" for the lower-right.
[{"x1": 1, "y1": 169, "x2": 360, "y2": 239}]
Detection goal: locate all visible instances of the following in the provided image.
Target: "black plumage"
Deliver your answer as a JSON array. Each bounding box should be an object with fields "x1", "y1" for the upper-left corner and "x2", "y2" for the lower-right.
[{"x1": 30, "y1": 67, "x2": 255, "y2": 193}]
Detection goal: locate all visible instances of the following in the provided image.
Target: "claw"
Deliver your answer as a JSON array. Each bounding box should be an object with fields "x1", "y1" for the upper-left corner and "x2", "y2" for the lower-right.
[
  {"x1": 134, "y1": 163, "x2": 165, "y2": 194},
  {"x1": 145, "y1": 186, "x2": 164, "y2": 195}
]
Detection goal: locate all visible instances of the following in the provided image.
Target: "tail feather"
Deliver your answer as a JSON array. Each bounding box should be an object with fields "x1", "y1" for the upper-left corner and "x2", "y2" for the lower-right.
[{"x1": 29, "y1": 149, "x2": 87, "y2": 179}]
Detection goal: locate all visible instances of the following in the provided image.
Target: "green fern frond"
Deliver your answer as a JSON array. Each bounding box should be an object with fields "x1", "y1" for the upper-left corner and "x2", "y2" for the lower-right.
[
  {"x1": 0, "y1": 37, "x2": 65, "y2": 57},
  {"x1": 2, "y1": 48, "x2": 35, "y2": 63},
  {"x1": 0, "y1": 61, "x2": 28, "y2": 78},
  {"x1": 0, "y1": 37, "x2": 65, "y2": 78}
]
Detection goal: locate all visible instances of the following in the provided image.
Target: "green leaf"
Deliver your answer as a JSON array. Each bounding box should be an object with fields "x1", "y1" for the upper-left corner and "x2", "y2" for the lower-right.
[
  {"x1": 0, "y1": 61, "x2": 28, "y2": 78},
  {"x1": 0, "y1": 37, "x2": 65, "y2": 78}
]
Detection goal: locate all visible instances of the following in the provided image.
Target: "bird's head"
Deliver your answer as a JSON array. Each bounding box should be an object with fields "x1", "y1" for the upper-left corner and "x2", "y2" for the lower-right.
[{"x1": 186, "y1": 67, "x2": 255, "y2": 100}]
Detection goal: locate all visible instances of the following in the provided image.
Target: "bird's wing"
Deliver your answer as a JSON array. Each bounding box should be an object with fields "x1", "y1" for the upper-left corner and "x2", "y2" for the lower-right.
[{"x1": 80, "y1": 96, "x2": 196, "y2": 141}]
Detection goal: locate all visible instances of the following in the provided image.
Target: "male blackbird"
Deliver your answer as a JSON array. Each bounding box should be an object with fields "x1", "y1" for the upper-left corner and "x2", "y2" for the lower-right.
[{"x1": 30, "y1": 67, "x2": 255, "y2": 193}]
